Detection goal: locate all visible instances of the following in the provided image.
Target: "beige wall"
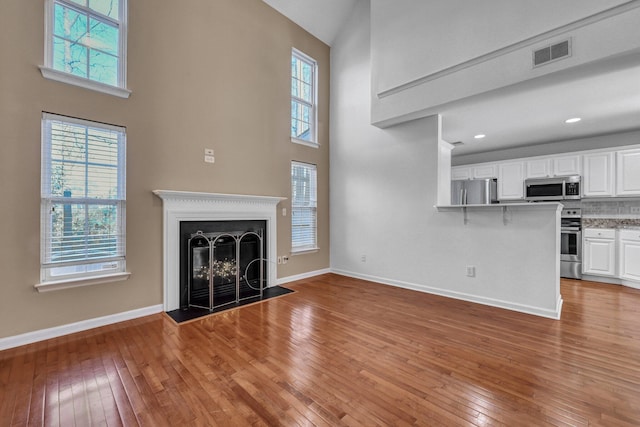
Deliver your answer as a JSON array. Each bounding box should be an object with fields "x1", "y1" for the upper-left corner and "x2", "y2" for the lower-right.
[{"x1": 0, "y1": 0, "x2": 330, "y2": 338}]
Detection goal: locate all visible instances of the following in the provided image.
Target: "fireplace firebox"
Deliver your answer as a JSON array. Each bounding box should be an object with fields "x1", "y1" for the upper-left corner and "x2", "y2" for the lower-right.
[
  {"x1": 188, "y1": 229, "x2": 263, "y2": 310},
  {"x1": 179, "y1": 220, "x2": 267, "y2": 310}
]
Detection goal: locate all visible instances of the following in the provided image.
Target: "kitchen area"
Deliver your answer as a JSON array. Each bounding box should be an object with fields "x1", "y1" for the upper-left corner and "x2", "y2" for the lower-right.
[{"x1": 451, "y1": 139, "x2": 640, "y2": 289}]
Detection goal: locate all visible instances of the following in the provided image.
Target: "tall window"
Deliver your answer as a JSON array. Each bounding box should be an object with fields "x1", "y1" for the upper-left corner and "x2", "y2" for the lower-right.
[
  {"x1": 41, "y1": 113, "x2": 126, "y2": 283},
  {"x1": 42, "y1": 0, "x2": 128, "y2": 95},
  {"x1": 291, "y1": 162, "x2": 318, "y2": 252},
  {"x1": 291, "y1": 49, "x2": 317, "y2": 146}
]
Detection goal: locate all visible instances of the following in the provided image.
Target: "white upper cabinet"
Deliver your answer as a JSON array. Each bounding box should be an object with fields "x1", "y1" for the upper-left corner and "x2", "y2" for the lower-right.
[
  {"x1": 452, "y1": 164, "x2": 498, "y2": 180},
  {"x1": 583, "y1": 152, "x2": 615, "y2": 197},
  {"x1": 526, "y1": 155, "x2": 581, "y2": 179},
  {"x1": 452, "y1": 166, "x2": 471, "y2": 180},
  {"x1": 498, "y1": 161, "x2": 524, "y2": 200},
  {"x1": 471, "y1": 164, "x2": 498, "y2": 179},
  {"x1": 525, "y1": 158, "x2": 552, "y2": 178},
  {"x1": 552, "y1": 154, "x2": 581, "y2": 176},
  {"x1": 452, "y1": 144, "x2": 640, "y2": 200},
  {"x1": 616, "y1": 148, "x2": 640, "y2": 196}
]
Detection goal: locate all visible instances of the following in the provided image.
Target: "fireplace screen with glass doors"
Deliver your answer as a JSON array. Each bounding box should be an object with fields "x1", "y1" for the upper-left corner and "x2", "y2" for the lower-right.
[{"x1": 188, "y1": 229, "x2": 264, "y2": 310}]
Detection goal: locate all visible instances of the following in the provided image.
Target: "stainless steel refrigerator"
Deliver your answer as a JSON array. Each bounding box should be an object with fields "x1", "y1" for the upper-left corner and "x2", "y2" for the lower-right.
[{"x1": 451, "y1": 178, "x2": 498, "y2": 205}]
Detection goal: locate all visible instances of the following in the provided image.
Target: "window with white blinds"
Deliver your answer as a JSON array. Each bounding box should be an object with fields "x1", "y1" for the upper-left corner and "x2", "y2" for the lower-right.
[
  {"x1": 291, "y1": 161, "x2": 318, "y2": 252},
  {"x1": 41, "y1": 113, "x2": 126, "y2": 282}
]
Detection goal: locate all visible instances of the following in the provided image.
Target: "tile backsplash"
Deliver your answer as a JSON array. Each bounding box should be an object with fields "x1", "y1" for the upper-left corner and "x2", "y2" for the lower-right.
[{"x1": 579, "y1": 199, "x2": 640, "y2": 218}]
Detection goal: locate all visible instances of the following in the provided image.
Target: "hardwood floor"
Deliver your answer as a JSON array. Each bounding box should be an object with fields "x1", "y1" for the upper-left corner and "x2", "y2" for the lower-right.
[{"x1": 1, "y1": 274, "x2": 639, "y2": 426}]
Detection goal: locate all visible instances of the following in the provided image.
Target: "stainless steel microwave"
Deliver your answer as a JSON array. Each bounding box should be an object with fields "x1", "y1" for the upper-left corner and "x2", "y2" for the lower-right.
[{"x1": 524, "y1": 175, "x2": 581, "y2": 201}]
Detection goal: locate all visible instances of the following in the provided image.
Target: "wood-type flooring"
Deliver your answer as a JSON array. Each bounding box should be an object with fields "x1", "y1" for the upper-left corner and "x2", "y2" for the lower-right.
[{"x1": 1, "y1": 274, "x2": 639, "y2": 426}]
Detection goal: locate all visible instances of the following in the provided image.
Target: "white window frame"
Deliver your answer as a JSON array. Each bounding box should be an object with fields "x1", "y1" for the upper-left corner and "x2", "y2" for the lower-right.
[
  {"x1": 291, "y1": 161, "x2": 318, "y2": 253},
  {"x1": 291, "y1": 48, "x2": 318, "y2": 148},
  {"x1": 37, "y1": 113, "x2": 129, "y2": 292},
  {"x1": 40, "y1": 0, "x2": 131, "y2": 98}
]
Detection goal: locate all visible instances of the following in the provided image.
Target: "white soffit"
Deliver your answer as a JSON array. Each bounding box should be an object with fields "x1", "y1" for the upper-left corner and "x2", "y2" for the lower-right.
[{"x1": 262, "y1": 0, "x2": 357, "y2": 46}]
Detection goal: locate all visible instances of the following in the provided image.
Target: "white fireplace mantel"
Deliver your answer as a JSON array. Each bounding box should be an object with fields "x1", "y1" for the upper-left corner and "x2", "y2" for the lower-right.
[{"x1": 153, "y1": 190, "x2": 286, "y2": 311}]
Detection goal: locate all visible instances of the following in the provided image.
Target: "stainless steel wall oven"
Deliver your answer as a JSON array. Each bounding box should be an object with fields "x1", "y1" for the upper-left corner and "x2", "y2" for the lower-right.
[{"x1": 560, "y1": 208, "x2": 582, "y2": 279}]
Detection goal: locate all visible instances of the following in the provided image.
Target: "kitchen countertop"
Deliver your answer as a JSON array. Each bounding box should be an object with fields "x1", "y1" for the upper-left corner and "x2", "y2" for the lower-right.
[{"x1": 582, "y1": 218, "x2": 640, "y2": 229}]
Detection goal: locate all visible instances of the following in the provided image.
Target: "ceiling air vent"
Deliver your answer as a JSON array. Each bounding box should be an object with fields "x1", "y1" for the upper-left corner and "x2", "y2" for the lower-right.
[{"x1": 533, "y1": 39, "x2": 571, "y2": 67}]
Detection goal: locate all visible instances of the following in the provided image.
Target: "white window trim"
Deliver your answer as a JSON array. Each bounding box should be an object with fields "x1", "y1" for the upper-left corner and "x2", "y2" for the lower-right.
[
  {"x1": 291, "y1": 48, "x2": 318, "y2": 147},
  {"x1": 39, "y1": 66, "x2": 132, "y2": 98},
  {"x1": 38, "y1": 113, "x2": 128, "y2": 291},
  {"x1": 291, "y1": 137, "x2": 320, "y2": 149},
  {"x1": 42, "y1": 0, "x2": 130, "y2": 98},
  {"x1": 290, "y1": 247, "x2": 319, "y2": 255},
  {"x1": 35, "y1": 272, "x2": 131, "y2": 293}
]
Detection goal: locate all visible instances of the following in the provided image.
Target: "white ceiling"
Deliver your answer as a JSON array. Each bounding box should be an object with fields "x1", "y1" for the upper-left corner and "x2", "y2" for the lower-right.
[
  {"x1": 263, "y1": 0, "x2": 640, "y2": 157},
  {"x1": 441, "y1": 50, "x2": 640, "y2": 156},
  {"x1": 262, "y1": 0, "x2": 357, "y2": 46}
]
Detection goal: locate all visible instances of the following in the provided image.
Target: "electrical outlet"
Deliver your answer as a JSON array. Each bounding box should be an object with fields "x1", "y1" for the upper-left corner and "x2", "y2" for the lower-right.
[
  {"x1": 630, "y1": 207, "x2": 640, "y2": 214},
  {"x1": 282, "y1": 256, "x2": 289, "y2": 264},
  {"x1": 204, "y1": 155, "x2": 215, "y2": 163},
  {"x1": 361, "y1": 255, "x2": 366, "y2": 262},
  {"x1": 466, "y1": 266, "x2": 476, "y2": 277}
]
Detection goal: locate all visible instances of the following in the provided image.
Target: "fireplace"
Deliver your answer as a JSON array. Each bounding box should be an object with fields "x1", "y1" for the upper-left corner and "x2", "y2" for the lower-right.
[
  {"x1": 180, "y1": 220, "x2": 266, "y2": 310},
  {"x1": 153, "y1": 190, "x2": 285, "y2": 311}
]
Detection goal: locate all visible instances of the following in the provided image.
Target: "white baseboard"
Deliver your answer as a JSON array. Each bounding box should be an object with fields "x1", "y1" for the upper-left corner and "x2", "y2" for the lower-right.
[
  {"x1": 0, "y1": 304, "x2": 164, "y2": 351},
  {"x1": 1, "y1": 267, "x2": 565, "y2": 351},
  {"x1": 582, "y1": 274, "x2": 640, "y2": 289},
  {"x1": 331, "y1": 269, "x2": 563, "y2": 320},
  {"x1": 276, "y1": 268, "x2": 331, "y2": 285},
  {"x1": 1, "y1": 266, "x2": 331, "y2": 351}
]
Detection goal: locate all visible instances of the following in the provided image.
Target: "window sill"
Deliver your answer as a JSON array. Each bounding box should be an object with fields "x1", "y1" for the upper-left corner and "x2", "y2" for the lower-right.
[
  {"x1": 39, "y1": 66, "x2": 132, "y2": 99},
  {"x1": 291, "y1": 247, "x2": 319, "y2": 255},
  {"x1": 291, "y1": 137, "x2": 319, "y2": 149},
  {"x1": 34, "y1": 272, "x2": 131, "y2": 293}
]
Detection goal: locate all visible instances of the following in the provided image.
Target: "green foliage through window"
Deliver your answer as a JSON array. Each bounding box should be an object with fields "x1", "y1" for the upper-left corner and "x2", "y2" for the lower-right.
[
  {"x1": 50, "y1": 0, "x2": 122, "y2": 87},
  {"x1": 41, "y1": 113, "x2": 126, "y2": 281},
  {"x1": 291, "y1": 50, "x2": 317, "y2": 143}
]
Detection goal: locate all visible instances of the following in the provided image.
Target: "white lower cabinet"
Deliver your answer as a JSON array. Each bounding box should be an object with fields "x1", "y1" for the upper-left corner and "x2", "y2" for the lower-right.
[
  {"x1": 583, "y1": 228, "x2": 617, "y2": 277},
  {"x1": 583, "y1": 228, "x2": 640, "y2": 286},
  {"x1": 619, "y1": 229, "x2": 640, "y2": 283}
]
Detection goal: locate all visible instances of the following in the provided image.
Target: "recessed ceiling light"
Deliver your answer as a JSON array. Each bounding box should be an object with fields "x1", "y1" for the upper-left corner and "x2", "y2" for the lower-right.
[
  {"x1": 565, "y1": 117, "x2": 581, "y2": 124},
  {"x1": 474, "y1": 134, "x2": 486, "y2": 139}
]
